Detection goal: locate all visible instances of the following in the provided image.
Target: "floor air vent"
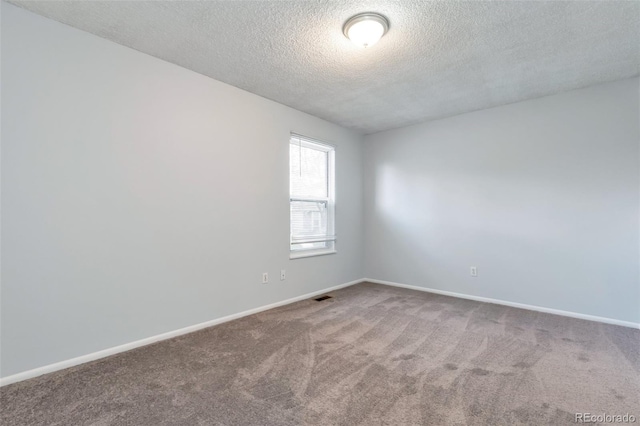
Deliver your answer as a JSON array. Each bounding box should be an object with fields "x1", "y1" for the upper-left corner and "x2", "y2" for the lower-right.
[{"x1": 314, "y1": 295, "x2": 332, "y2": 301}]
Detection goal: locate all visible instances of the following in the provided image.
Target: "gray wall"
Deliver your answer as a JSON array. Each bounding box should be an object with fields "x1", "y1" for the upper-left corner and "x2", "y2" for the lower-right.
[
  {"x1": 364, "y1": 78, "x2": 640, "y2": 323},
  {"x1": 1, "y1": 3, "x2": 364, "y2": 377}
]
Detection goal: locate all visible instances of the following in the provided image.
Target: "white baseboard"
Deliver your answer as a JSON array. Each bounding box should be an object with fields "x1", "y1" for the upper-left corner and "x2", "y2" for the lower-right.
[
  {"x1": 364, "y1": 278, "x2": 640, "y2": 329},
  {"x1": 4, "y1": 277, "x2": 636, "y2": 386},
  {"x1": 0, "y1": 278, "x2": 364, "y2": 387}
]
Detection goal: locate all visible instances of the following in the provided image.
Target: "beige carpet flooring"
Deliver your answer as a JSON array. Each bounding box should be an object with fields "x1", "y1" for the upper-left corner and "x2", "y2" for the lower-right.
[{"x1": 1, "y1": 282, "x2": 638, "y2": 425}]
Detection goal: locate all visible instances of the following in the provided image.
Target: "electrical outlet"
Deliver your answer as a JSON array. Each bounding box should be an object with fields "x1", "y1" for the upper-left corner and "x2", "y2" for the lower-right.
[
  {"x1": 470, "y1": 266, "x2": 477, "y2": 277},
  {"x1": 280, "y1": 269, "x2": 286, "y2": 281},
  {"x1": 262, "y1": 272, "x2": 269, "y2": 284}
]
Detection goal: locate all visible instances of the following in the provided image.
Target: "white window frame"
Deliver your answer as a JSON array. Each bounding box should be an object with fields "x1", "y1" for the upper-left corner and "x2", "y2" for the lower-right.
[{"x1": 290, "y1": 134, "x2": 336, "y2": 259}]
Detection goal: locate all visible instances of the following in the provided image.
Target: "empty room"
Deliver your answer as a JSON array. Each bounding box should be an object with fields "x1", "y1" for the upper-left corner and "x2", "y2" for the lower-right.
[{"x1": 1, "y1": 1, "x2": 639, "y2": 425}]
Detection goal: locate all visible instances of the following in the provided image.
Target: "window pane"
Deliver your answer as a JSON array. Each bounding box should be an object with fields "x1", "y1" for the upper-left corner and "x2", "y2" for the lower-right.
[
  {"x1": 291, "y1": 241, "x2": 330, "y2": 252},
  {"x1": 289, "y1": 135, "x2": 334, "y2": 256},
  {"x1": 290, "y1": 200, "x2": 328, "y2": 240},
  {"x1": 290, "y1": 144, "x2": 328, "y2": 198}
]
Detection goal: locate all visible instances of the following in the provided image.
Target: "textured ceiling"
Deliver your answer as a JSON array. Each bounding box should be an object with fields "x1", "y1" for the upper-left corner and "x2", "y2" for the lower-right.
[{"x1": 8, "y1": 0, "x2": 640, "y2": 134}]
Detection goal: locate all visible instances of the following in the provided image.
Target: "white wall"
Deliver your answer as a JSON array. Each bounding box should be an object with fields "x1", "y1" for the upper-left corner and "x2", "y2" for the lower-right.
[
  {"x1": 364, "y1": 78, "x2": 640, "y2": 324},
  {"x1": 0, "y1": 3, "x2": 364, "y2": 378}
]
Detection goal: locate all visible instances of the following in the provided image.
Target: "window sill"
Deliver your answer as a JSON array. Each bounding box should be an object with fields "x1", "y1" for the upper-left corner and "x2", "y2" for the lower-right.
[{"x1": 290, "y1": 249, "x2": 337, "y2": 260}]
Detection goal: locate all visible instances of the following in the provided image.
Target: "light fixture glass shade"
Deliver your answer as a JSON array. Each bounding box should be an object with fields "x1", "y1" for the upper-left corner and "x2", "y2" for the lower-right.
[{"x1": 343, "y1": 13, "x2": 389, "y2": 48}]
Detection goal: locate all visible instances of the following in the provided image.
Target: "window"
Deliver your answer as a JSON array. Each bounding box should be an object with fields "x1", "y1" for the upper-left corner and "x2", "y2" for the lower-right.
[{"x1": 290, "y1": 134, "x2": 336, "y2": 258}]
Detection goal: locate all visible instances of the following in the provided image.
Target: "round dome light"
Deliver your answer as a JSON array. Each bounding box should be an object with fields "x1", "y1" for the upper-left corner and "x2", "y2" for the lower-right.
[{"x1": 343, "y1": 13, "x2": 389, "y2": 48}]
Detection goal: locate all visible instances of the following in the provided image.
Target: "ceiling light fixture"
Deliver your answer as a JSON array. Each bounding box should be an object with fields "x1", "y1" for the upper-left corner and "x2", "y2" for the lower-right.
[{"x1": 343, "y1": 12, "x2": 389, "y2": 48}]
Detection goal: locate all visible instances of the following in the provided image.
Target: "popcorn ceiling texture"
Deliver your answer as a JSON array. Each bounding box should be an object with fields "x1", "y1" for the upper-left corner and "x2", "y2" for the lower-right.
[{"x1": 8, "y1": 0, "x2": 640, "y2": 134}]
